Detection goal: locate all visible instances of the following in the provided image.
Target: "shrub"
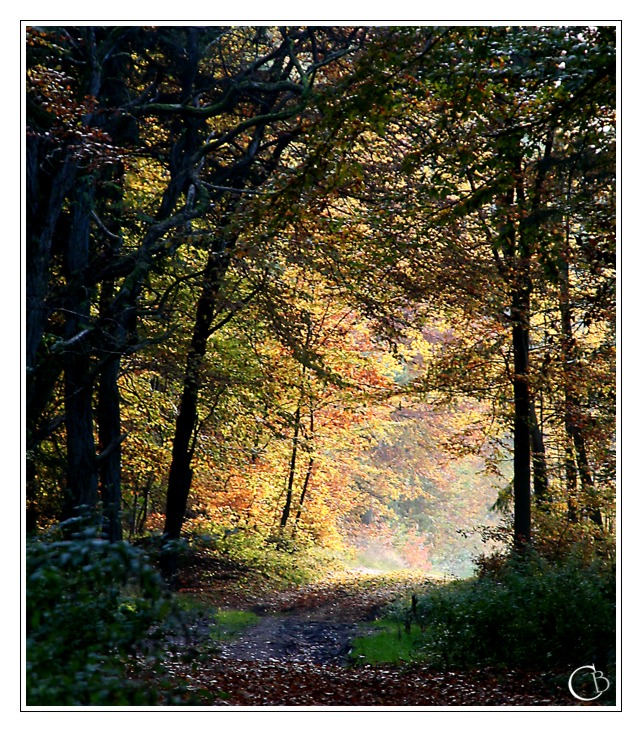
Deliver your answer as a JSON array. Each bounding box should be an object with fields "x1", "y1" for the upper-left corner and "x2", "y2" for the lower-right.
[
  {"x1": 26, "y1": 517, "x2": 172, "y2": 706},
  {"x1": 411, "y1": 549, "x2": 615, "y2": 672}
]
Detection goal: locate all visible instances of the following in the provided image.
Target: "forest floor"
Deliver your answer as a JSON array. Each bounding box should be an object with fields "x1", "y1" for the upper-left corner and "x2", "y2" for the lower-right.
[{"x1": 151, "y1": 565, "x2": 590, "y2": 707}]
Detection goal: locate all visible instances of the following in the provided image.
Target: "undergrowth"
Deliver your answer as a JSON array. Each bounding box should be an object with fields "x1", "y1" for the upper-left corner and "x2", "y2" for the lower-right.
[
  {"x1": 173, "y1": 528, "x2": 346, "y2": 591},
  {"x1": 26, "y1": 517, "x2": 174, "y2": 705},
  {"x1": 385, "y1": 547, "x2": 615, "y2": 680}
]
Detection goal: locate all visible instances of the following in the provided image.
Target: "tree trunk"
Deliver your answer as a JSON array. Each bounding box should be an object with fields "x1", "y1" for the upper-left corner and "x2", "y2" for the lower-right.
[
  {"x1": 573, "y1": 429, "x2": 603, "y2": 527},
  {"x1": 530, "y1": 399, "x2": 549, "y2": 507},
  {"x1": 26, "y1": 148, "x2": 78, "y2": 522},
  {"x1": 559, "y1": 222, "x2": 580, "y2": 521},
  {"x1": 95, "y1": 165, "x2": 127, "y2": 542},
  {"x1": 559, "y1": 226, "x2": 601, "y2": 526},
  {"x1": 161, "y1": 242, "x2": 230, "y2": 579},
  {"x1": 97, "y1": 354, "x2": 123, "y2": 541},
  {"x1": 62, "y1": 178, "x2": 99, "y2": 519},
  {"x1": 512, "y1": 293, "x2": 531, "y2": 548},
  {"x1": 295, "y1": 456, "x2": 314, "y2": 525},
  {"x1": 63, "y1": 359, "x2": 98, "y2": 517},
  {"x1": 295, "y1": 411, "x2": 315, "y2": 525},
  {"x1": 26, "y1": 147, "x2": 77, "y2": 374},
  {"x1": 280, "y1": 405, "x2": 302, "y2": 529}
]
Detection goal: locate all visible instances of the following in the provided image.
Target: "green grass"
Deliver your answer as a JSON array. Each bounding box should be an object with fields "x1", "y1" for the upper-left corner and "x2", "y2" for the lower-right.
[
  {"x1": 350, "y1": 619, "x2": 424, "y2": 665},
  {"x1": 173, "y1": 593, "x2": 260, "y2": 643},
  {"x1": 174, "y1": 594, "x2": 259, "y2": 641},
  {"x1": 210, "y1": 609, "x2": 259, "y2": 641}
]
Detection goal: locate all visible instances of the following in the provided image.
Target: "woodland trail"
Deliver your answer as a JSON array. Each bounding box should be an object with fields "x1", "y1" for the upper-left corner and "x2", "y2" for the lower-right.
[
  {"x1": 215, "y1": 569, "x2": 423, "y2": 666},
  {"x1": 163, "y1": 569, "x2": 584, "y2": 706}
]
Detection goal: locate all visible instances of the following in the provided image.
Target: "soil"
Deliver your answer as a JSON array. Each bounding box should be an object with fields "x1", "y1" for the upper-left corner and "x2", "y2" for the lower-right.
[{"x1": 218, "y1": 617, "x2": 358, "y2": 665}]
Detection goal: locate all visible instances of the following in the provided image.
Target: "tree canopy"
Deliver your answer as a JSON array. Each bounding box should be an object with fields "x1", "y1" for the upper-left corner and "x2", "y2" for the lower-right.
[{"x1": 25, "y1": 24, "x2": 616, "y2": 578}]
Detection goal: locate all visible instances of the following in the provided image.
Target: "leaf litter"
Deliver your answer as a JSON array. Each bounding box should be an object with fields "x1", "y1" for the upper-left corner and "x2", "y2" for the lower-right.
[{"x1": 143, "y1": 570, "x2": 591, "y2": 706}]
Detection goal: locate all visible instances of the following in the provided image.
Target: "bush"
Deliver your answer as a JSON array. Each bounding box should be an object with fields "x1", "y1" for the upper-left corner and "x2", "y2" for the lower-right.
[
  {"x1": 26, "y1": 517, "x2": 172, "y2": 706},
  {"x1": 410, "y1": 549, "x2": 615, "y2": 672}
]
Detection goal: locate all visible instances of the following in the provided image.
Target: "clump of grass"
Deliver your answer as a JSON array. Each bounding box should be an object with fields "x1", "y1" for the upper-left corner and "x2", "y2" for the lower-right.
[
  {"x1": 211, "y1": 609, "x2": 259, "y2": 641},
  {"x1": 350, "y1": 619, "x2": 424, "y2": 665},
  {"x1": 174, "y1": 596, "x2": 259, "y2": 641}
]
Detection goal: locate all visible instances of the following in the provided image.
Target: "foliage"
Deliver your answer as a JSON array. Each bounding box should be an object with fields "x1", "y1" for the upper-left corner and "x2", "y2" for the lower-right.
[
  {"x1": 26, "y1": 518, "x2": 171, "y2": 706},
  {"x1": 403, "y1": 549, "x2": 615, "y2": 673},
  {"x1": 26, "y1": 23, "x2": 616, "y2": 566}
]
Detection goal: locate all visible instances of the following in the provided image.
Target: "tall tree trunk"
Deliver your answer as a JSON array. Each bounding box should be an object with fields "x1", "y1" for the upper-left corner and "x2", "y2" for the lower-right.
[
  {"x1": 510, "y1": 128, "x2": 555, "y2": 546},
  {"x1": 530, "y1": 399, "x2": 549, "y2": 507},
  {"x1": 26, "y1": 148, "x2": 77, "y2": 375},
  {"x1": 510, "y1": 154, "x2": 532, "y2": 549},
  {"x1": 559, "y1": 229, "x2": 580, "y2": 522},
  {"x1": 161, "y1": 242, "x2": 230, "y2": 578},
  {"x1": 95, "y1": 163, "x2": 127, "y2": 542},
  {"x1": 512, "y1": 288, "x2": 531, "y2": 548},
  {"x1": 97, "y1": 354, "x2": 123, "y2": 541},
  {"x1": 573, "y1": 430, "x2": 603, "y2": 527},
  {"x1": 559, "y1": 225, "x2": 602, "y2": 526},
  {"x1": 63, "y1": 358, "x2": 98, "y2": 518},
  {"x1": 62, "y1": 179, "x2": 99, "y2": 519},
  {"x1": 295, "y1": 410, "x2": 315, "y2": 525},
  {"x1": 26, "y1": 148, "x2": 78, "y2": 525},
  {"x1": 280, "y1": 405, "x2": 302, "y2": 529},
  {"x1": 280, "y1": 327, "x2": 313, "y2": 531},
  {"x1": 294, "y1": 457, "x2": 314, "y2": 526}
]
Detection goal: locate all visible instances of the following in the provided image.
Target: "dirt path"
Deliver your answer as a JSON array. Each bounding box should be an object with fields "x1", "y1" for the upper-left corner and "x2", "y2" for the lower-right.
[
  {"x1": 216, "y1": 569, "x2": 424, "y2": 666},
  {"x1": 165, "y1": 569, "x2": 584, "y2": 706},
  {"x1": 218, "y1": 617, "x2": 358, "y2": 664}
]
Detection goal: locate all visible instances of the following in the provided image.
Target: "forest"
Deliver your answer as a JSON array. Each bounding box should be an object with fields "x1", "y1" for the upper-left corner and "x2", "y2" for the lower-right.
[{"x1": 25, "y1": 24, "x2": 617, "y2": 708}]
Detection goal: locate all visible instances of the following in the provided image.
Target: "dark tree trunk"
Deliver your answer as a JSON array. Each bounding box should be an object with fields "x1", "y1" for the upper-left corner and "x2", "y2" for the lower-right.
[
  {"x1": 26, "y1": 147, "x2": 78, "y2": 518},
  {"x1": 559, "y1": 223, "x2": 580, "y2": 521},
  {"x1": 530, "y1": 399, "x2": 549, "y2": 507},
  {"x1": 280, "y1": 405, "x2": 302, "y2": 529},
  {"x1": 26, "y1": 147, "x2": 77, "y2": 374},
  {"x1": 512, "y1": 295, "x2": 531, "y2": 548},
  {"x1": 97, "y1": 354, "x2": 123, "y2": 541},
  {"x1": 161, "y1": 243, "x2": 230, "y2": 579},
  {"x1": 509, "y1": 128, "x2": 554, "y2": 546},
  {"x1": 295, "y1": 411, "x2": 315, "y2": 525},
  {"x1": 95, "y1": 157, "x2": 127, "y2": 542},
  {"x1": 573, "y1": 430, "x2": 603, "y2": 527},
  {"x1": 295, "y1": 456, "x2": 314, "y2": 525},
  {"x1": 63, "y1": 359, "x2": 98, "y2": 517},
  {"x1": 61, "y1": 179, "x2": 99, "y2": 518},
  {"x1": 559, "y1": 226, "x2": 601, "y2": 526}
]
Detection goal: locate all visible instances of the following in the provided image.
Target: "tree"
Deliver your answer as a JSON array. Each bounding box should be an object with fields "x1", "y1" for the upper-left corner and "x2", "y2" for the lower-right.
[
  {"x1": 26, "y1": 26, "x2": 369, "y2": 542},
  {"x1": 316, "y1": 25, "x2": 616, "y2": 548},
  {"x1": 26, "y1": 25, "x2": 615, "y2": 570},
  {"x1": 150, "y1": 27, "x2": 374, "y2": 576}
]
